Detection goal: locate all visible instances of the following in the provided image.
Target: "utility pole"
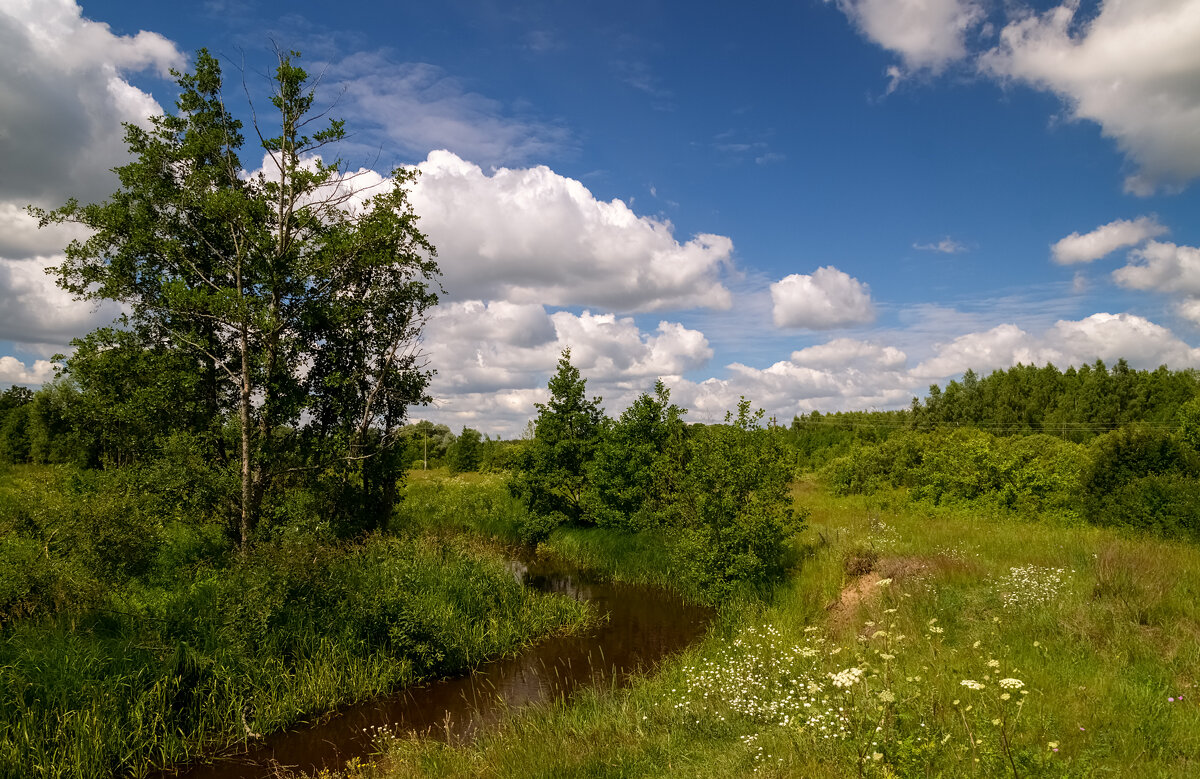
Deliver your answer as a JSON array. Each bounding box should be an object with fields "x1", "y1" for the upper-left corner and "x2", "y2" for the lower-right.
[{"x1": 423, "y1": 429, "x2": 428, "y2": 470}]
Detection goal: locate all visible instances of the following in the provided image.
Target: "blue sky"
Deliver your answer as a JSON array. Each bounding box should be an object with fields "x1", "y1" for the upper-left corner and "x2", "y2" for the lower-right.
[{"x1": 3, "y1": 0, "x2": 1200, "y2": 434}]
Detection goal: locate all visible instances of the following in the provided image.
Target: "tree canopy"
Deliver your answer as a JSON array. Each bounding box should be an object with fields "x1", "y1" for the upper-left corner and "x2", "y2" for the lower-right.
[{"x1": 34, "y1": 49, "x2": 440, "y2": 546}]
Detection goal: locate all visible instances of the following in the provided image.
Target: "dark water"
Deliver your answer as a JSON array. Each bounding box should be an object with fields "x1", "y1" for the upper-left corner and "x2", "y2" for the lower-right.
[{"x1": 164, "y1": 552, "x2": 711, "y2": 778}]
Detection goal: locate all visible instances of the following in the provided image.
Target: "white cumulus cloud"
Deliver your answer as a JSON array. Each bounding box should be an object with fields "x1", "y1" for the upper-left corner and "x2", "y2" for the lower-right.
[
  {"x1": 834, "y1": 0, "x2": 985, "y2": 75},
  {"x1": 669, "y1": 339, "x2": 918, "y2": 423},
  {"x1": 0, "y1": 356, "x2": 56, "y2": 386},
  {"x1": 419, "y1": 302, "x2": 713, "y2": 432},
  {"x1": 1112, "y1": 240, "x2": 1200, "y2": 295},
  {"x1": 980, "y1": 0, "x2": 1200, "y2": 195},
  {"x1": 0, "y1": 0, "x2": 182, "y2": 208},
  {"x1": 409, "y1": 150, "x2": 734, "y2": 312},
  {"x1": 914, "y1": 312, "x2": 1200, "y2": 378},
  {"x1": 770, "y1": 266, "x2": 875, "y2": 329},
  {"x1": 1051, "y1": 216, "x2": 1168, "y2": 264},
  {"x1": 0, "y1": 257, "x2": 125, "y2": 350}
]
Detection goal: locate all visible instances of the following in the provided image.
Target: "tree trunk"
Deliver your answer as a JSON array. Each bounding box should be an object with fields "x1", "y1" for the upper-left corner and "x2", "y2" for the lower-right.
[{"x1": 239, "y1": 323, "x2": 253, "y2": 553}]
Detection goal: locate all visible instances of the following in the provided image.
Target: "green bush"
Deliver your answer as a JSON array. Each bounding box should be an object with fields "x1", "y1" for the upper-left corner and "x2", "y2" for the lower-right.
[
  {"x1": 672, "y1": 401, "x2": 805, "y2": 603},
  {"x1": 822, "y1": 430, "x2": 927, "y2": 495},
  {"x1": 1083, "y1": 426, "x2": 1200, "y2": 536}
]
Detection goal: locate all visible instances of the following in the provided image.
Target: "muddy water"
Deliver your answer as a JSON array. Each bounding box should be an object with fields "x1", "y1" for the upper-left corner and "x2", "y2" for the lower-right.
[{"x1": 168, "y1": 552, "x2": 711, "y2": 779}]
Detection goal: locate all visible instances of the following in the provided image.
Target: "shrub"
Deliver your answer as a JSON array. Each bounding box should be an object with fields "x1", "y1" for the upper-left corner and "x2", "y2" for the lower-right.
[{"x1": 672, "y1": 400, "x2": 805, "y2": 602}]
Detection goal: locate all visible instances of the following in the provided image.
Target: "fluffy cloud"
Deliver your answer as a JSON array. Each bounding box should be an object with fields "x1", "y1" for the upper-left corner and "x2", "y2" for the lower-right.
[
  {"x1": 833, "y1": 0, "x2": 984, "y2": 74},
  {"x1": 836, "y1": 1, "x2": 1200, "y2": 193},
  {"x1": 980, "y1": 0, "x2": 1200, "y2": 194},
  {"x1": 913, "y1": 323, "x2": 1050, "y2": 377},
  {"x1": 1176, "y1": 299, "x2": 1200, "y2": 325},
  {"x1": 420, "y1": 301, "x2": 713, "y2": 430},
  {"x1": 0, "y1": 0, "x2": 181, "y2": 207},
  {"x1": 0, "y1": 258, "x2": 124, "y2": 350},
  {"x1": 409, "y1": 151, "x2": 734, "y2": 312},
  {"x1": 0, "y1": 356, "x2": 56, "y2": 386},
  {"x1": 0, "y1": 0, "x2": 178, "y2": 360},
  {"x1": 1050, "y1": 313, "x2": 1200, "y2": 367},
  {"x1": 914, "y1": 313, "x2": 1200, "y2": 377},
  {"x1": 666, "y1": 339, "x2": 919, "y2": 423},
  {"x1": 791, "y1": 338, "x2": 908, "y2": 370},
  {"x1": 1051, "y1": 216, "x2": 1168, "y2": 264},
  {"x1": 1112, "y1": 240, "x2": 1200, "y2": 295},
  {"x1": 327, "y1": 52, "x2": 571, "y2": 168},
  {"x1": 770, "y1": 266, "x2": 875, "y2": 329},
  {"x1": 1112, "y1": 241, "x2": 1200, "y2": 322},
  {"x1": 0, "y1": 203, "x2": 91, "y2": 262}
]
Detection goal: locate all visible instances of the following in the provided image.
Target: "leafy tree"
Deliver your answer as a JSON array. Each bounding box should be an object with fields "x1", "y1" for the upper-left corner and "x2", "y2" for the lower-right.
[
  {"x1": 673, "y1": 399, "x2": 804, "y2": 602},
  {"x1": 585, "y1": 379, "x2": 687, "y2": 531},
  {"x1": 510, "y1": 349, "x2": 604, "y2": 539},
  {"x1": 399, "y1": 421, "x2": 454, "y2": 469},
  {"x1": 54, "y1": 328, "x2": 212, "y2": 468},
  {"x1": 0, "y1": 386, "x2": 34, "y2": 463},
  {"x1": 448, "y1": 427, "x2": 483, "y2": 473},
  {"x1": 1177, "y1": 395, "x2": 1200, "y2": 454},
  {"x1": 35, "y1": 50, "x2": 438, "y2": 547}
]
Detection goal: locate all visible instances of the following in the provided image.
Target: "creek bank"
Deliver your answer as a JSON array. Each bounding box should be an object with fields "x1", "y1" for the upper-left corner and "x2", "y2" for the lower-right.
[{"x1": 166, "y1": 548, "x2": 712, "y2": 779}]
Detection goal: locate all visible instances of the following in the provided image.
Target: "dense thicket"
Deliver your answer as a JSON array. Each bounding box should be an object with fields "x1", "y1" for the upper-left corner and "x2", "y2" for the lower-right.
[
  {"x1": 0, "y1": 465, "x2": 586, "y2": 778},
  {"x1": 510, "y1": 352, "x2": 804, "y2": 602},
  {"x1": 783, "y1": 361, "x2": 1200, "y2": 540},
  {"x1": 823, "y1": 417, "x2": 1200, "y2": 539}
]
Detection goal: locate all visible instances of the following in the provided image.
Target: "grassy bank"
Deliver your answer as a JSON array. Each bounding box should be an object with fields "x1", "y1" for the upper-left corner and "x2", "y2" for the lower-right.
[
  {"x1": 0, "y1": 466, "x2": 591, "y2": 779},
  {"x1": 342, "y1": 477, "x2": 1200, "y2": 778}
]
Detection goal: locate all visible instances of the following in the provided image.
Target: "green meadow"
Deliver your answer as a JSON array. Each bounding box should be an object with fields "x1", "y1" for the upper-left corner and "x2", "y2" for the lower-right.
[{"x1": 339, "y1": 475, "x2": 1200, "y2": 779}]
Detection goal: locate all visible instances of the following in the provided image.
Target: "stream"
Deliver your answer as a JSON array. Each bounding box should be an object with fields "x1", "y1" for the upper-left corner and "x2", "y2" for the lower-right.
[{"x1": 167, "y1": 550, "x2": 712, "y2": 778}]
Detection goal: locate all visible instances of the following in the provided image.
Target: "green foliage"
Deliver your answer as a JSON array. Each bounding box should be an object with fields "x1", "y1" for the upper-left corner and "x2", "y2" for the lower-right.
[
  {"x1": 35, "y1": 49, "x2": 439, "y2": 546},
  {"x1": 910, "y1": 430, "x2": 1087, "y2": 516},
  {"x1": 399, "y1": 421, "x2": 454, "y2": 470},
  {"x1": 585, "y1": 379, "x2": 686, "y2": 531},
  {"x1": 0, "y1": 403, "x2": 31, "y2": 464},
  {"x1": 1082, "y1": 425, "x2": 1200, "y2": 537},
  {"x1": 394, "y1": 472, "x2": 530, "y2": 542},
  {"x1": 672, "y1": 400, "x2": 805, "y2": 602},
  {"x1": 787, "y1": 408, "x2": 910, "y2": 469},
  {"x1": 56, "y1": 328, "x2": 217, "y2": 469},
  {"x1": 447, "y1": 427, "x2": 483, "y2": 473},
  {"x1": 510, "y1": 349, "x2": 604, "y2": 540},
  {"x1": 1176, "y1": 396, "x2": 1200, "y2": 454},
  {"x1": 0, "y1": 464, "x2": 588, "y2": 778},
  {"x1": 511, "y1": 360, "x2": 805, "y2": 597},
  {"x1": 823, "y1": 431, "x2": 927, "y2": 496},
  {"x1": 0, "y1": 386, "x2": 34, "y2": 464},
  {"x1": 913, "y1": 359, "x2": 1198, "y2": 441},
  {"x1": 824, "y1": 414, "x2": 1200, "y2": 538}
]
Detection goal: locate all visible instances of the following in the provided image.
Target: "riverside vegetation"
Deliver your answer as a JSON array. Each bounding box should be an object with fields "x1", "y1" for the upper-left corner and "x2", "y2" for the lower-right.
[{"x1": 312, "y1": 360, "x2": 1200, "y2": 778}]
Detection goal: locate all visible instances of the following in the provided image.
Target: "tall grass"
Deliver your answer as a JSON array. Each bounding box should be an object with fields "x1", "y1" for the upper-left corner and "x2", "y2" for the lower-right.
[
  {"x1": 0, "y1": 467, "x2": 591, "y2": 779},
  {"x1": 355, "y1": 478, "x2": 1200, "y2": 778}
]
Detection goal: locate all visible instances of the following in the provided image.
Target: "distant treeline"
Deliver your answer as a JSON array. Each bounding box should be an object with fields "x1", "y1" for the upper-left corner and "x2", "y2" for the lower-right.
[
  {"x1": 783, "y1": 361, "x2": 1200, "y2": 541},
  {"x1": 910, "y1": 360, "x2": 1198, "y2": 439},
  {"x1": 0, "y1": 381, "x2": 515, "y2": 477},
  {"x1": 784, "y1": 360, "x2": 1199, "y2": 468}
]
